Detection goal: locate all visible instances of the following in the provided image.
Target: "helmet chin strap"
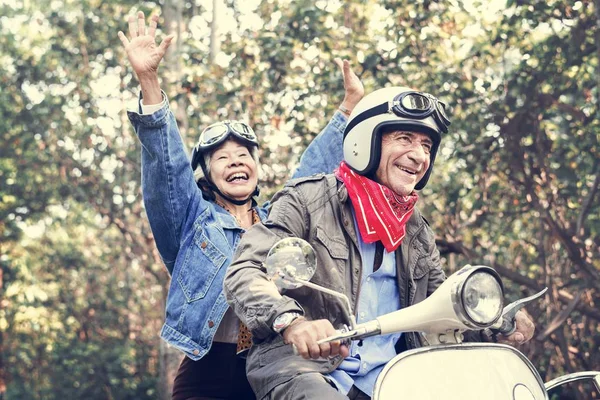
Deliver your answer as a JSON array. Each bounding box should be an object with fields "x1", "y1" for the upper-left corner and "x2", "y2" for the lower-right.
[{"x1": 207, "y1": 181, "x2": 259, "y2": 206}]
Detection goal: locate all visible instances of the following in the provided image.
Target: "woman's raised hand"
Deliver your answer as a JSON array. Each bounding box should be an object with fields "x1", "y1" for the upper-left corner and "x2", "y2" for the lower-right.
[{"x1": 118, "y1": 11, "x2": 174, "y2": 80}]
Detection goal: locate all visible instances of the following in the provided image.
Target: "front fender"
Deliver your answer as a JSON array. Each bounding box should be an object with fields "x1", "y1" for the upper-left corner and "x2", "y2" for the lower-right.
[{"x1": 374, "y1": 343, "x2": 548, "y2": 400}]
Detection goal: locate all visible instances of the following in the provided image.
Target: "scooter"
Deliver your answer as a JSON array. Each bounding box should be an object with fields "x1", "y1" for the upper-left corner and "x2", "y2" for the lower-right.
[{"x1": 264, "y1": 237, "x2": 600, "y2": 400}]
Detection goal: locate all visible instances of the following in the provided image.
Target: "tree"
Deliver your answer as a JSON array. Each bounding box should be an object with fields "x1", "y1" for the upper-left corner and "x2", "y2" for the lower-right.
[{"x1": 1, "y1": 0, "x2": 598, "y2": 398}]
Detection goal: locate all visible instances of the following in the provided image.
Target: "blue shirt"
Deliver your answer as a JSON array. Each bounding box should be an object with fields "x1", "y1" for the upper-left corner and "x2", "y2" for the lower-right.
[{"x1": 327, "y1": 216, "x2": 402, "y2": 397}]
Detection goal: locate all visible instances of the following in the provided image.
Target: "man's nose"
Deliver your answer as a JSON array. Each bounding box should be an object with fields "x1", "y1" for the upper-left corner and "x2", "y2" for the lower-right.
[{"x1": 408, "y1": 145, "x2": 428, "y2": 164}]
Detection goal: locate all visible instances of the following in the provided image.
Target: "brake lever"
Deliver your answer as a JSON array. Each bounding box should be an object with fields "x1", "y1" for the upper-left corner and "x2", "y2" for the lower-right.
[{"x1": 490, "y1": 287, "x2": 547, "y2": 336}]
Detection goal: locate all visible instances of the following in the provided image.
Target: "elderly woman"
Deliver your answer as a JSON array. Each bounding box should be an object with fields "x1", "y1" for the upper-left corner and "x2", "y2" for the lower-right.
[{"x1": 119, "y1": 11, "x2": 364, "y2": 400}]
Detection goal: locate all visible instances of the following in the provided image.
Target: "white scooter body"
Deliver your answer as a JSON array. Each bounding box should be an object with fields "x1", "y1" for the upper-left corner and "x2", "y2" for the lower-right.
[{"x1": 374, "y1": 343, "x2": 547, "y2": 400}]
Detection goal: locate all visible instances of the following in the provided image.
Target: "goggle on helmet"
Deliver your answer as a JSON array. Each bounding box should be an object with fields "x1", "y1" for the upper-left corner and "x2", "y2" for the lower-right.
[
  {"x1": 190, "y1": 120, "x2": 258, "y2": 172},
  {"x1": 342, "y1": 86, "x2": 451, "y2": 190}
]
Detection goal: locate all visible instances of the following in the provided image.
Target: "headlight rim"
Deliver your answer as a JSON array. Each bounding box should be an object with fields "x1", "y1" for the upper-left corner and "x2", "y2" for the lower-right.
[{"x1": 450, "y1": 265, "x2": 504, "y2": 329}]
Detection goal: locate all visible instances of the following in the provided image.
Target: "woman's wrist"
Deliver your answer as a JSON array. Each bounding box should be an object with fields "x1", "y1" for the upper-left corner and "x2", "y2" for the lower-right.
[{"x1": 138, "y1": 73, "x2": 163, "y2": 104}]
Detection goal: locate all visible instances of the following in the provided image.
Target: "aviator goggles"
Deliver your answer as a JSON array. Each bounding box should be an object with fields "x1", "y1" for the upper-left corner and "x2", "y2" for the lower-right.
[
  {"x1": 191, "y1": 120, "x2": 258, "y2": 171},
  {"x1": 344, "y1": 91, "x2": 451, "y2": 137}
]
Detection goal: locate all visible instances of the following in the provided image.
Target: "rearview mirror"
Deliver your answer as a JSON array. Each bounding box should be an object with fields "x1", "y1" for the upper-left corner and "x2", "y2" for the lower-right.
[{"x1": 264, "y1": 237, "x2": 317, "y2": 290}]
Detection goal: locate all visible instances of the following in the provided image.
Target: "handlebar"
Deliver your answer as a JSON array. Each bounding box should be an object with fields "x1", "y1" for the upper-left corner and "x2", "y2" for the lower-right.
[
  {"x1": 487, "y1": 287, "x2": 547, "y2": 336},
  {"x1": 318, "y1": 287, "x2": 547, "y2": 347},
  {"x1": 317, "y1": 320, "x2": 381, "y2": 345}
]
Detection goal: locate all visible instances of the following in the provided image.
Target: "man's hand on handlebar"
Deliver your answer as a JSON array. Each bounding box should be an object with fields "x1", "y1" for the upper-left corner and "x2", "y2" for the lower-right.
[
  {"x1": 283, "y1": 318, "x2": 350, "y2": 360},
  {"x1": 498, "y1": 310, "x2": 535, "y2": 346}
]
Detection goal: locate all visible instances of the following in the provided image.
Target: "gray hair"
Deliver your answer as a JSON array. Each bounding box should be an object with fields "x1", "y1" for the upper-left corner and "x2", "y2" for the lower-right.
[{"x1": 193, "y1": 153, "x2": 213, "y2": 182}]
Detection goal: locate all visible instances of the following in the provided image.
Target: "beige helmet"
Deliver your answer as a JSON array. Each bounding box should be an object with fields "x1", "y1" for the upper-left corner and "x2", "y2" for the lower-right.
[{"x1": 343, "y1": 86, "x2": 450, "y2": 190}]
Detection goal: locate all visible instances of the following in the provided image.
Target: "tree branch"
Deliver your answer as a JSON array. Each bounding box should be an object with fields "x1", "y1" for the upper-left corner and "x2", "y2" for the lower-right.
[
  {"x1": 437, "y1": 239, "x2": 600, "y2": 321},
  {"x1": 543, "y1": 210, "x2": 600, "y2": 286},
  {"x1": 536, "y1": 292, "x2": 581, "y2": 341},
  {"x1": 576, "y1": 159, "x2": 600, "y2": 237}
]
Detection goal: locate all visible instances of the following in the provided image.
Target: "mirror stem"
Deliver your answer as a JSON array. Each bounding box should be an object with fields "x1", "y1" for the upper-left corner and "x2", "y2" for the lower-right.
[{"x1": 295, "y1": 279, "x2": 356, "y2": 329}]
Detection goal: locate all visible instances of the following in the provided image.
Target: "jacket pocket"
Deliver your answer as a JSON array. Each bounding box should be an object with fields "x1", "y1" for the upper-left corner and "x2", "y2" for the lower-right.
[
  {"x1": 411, "y1": 254, "x2": 432, "y2": 305},
  {"x1": 258, "y1": 338, "x2": 290, "y2": 367},
  {"x1": 315, "y1": 225, "x2": 348, "y2": 260},
  {"x1": 177, "y1": 226, "x2": 227, "y2": 302},
  {"x1": 313, "y1": 226, "x2": 348, "y2": 289}
]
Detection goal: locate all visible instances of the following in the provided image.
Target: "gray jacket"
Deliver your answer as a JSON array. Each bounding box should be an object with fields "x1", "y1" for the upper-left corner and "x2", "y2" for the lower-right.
[{"x1": 224, "y1": 173, "x2": 446, "y2": 399}]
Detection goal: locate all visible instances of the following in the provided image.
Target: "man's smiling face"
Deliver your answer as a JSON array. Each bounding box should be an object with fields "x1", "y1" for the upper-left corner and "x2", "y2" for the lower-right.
[{"x1": 374, "y1": 130, "x2": 432, "y2": 196}]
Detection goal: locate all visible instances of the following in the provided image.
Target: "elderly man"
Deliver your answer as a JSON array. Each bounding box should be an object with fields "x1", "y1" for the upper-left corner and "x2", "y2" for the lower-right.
[{"x1": 224, "y1": 87, "x2": 535, "y2": 400}]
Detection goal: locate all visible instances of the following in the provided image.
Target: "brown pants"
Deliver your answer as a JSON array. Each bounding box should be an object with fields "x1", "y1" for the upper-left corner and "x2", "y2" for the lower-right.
[{"x1": 171, "y1": 342, "x2": 255, "y2": 400}]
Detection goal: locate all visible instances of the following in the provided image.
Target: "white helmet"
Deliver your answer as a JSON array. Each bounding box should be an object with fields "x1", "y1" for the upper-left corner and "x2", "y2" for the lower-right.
[{"x1": 343, "y1": 86, "x2": 450, "y2": 190}]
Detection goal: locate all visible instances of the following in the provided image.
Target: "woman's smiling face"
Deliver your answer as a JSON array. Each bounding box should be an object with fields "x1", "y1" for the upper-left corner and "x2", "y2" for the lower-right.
[{"x1": 208, "y1": 139, "x2": 258, "y2": 202}]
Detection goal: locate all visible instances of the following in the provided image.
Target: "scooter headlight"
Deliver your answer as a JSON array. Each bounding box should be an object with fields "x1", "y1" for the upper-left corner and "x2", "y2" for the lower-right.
[
  {"x1": 462, "y1": 271, "x2": 503, "y2": 325},
  {"x1": 451, "y1": 266, "x2": 504, "y2": 329}
]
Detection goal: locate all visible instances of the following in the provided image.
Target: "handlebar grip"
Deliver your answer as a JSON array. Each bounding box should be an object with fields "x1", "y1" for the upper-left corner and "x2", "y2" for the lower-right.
[
  {"x1": 497, "y1": 316, "x2": 516, "y2": 336},
  {"x1": 487, "y1": 316, "x2": 516, "y2": 339},
  {"x1": 292, "y1": 343, "x2": 299, "y2": 356}
]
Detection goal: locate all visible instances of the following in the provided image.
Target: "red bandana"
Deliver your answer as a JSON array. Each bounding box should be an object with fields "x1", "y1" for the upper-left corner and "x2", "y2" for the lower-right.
[{"x1": 335, "y1": 162, "x2": 418, "y2": 252}]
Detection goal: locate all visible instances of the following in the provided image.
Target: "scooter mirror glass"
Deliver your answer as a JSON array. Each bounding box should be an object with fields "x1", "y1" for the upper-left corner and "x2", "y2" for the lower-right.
[{"x1": 264, "y1": 237, "x2": 317, "y2": 290}]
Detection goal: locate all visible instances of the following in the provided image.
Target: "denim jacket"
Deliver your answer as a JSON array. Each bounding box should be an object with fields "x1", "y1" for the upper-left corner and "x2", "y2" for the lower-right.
[{"x1": 127, "y1": 100, "x2": 347, "y2": 360}]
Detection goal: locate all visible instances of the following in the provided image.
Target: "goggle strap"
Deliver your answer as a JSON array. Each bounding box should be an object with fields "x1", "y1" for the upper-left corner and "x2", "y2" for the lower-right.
[
  {"x1": 343, "y1": 102, "x2": 389, "y2": 138},
  {"x1": 344, "y1": 95, "x2": 450, "y2": 138}
]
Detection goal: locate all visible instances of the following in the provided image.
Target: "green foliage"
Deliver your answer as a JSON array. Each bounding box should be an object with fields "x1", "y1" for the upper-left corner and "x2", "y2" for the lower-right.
[
  {"x1": 2, "y1": 0, "x2": 598, "y2": 398},
  {"x1": 4, "y1": 209, "x2": 162, "y2": 399}
]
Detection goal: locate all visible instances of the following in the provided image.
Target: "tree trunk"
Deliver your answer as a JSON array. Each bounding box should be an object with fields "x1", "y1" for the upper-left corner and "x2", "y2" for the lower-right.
[
  {"x1": 157, "y1": 2, "x2": 189, "y2": 399},
  {"x1": 0, "y1": 249, "x2": 5, "y2": 399},
  {"x1": 158, "y1": 340, "x2": 184, "y2": 400},
  {"x1": 163, "y1": 0, "x2": 189, "y2": 138},
  {"x1": 209, "y1": 0, "x2": 221, "y2": 63}
]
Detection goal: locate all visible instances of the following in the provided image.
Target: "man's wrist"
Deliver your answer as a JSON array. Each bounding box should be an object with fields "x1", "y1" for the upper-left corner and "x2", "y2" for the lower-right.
[
  {"x1": 338, "y1": 104, "x2": 351, "y2": 116},
  {"x1": 281, "y1": 316, "x2": 307, "y2": 343},
  {"x1": 272, "y1": 312, "x2": 303, "y2": 334}
]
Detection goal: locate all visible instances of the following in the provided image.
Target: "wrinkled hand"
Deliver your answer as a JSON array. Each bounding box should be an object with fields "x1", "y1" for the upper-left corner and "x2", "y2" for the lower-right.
[
  {"x1": 499, "y1": 310, "x2": 535, "y2": 346},
  {"x1": 117, "y1": 11, "x2": 174, "y2": 80},
  {"x1": 334, "y1": 58, "x2": 364, "y2": 114},
  {"x1": 283, "y1": 318, "x2": 349, "y2": 360}
]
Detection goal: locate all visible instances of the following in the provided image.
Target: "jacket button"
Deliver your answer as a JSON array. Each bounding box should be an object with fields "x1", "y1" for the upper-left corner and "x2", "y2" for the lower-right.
[
  {"x1": 201, "y1": 241, "x2": 207, "y2": 249},
  {"x1": 193, "y1": 349, "x2": 199, "y2": 356},
  {"x1": 208, "y1": 320, "x2": 215, "y2": 328}
]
